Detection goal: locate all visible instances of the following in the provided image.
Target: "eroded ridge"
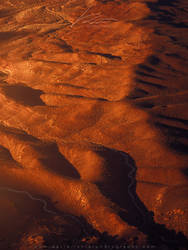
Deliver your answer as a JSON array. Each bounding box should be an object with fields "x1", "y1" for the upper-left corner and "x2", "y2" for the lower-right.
[{"x1": 0, "y1": 0, "x2": 188, "y2": 249}]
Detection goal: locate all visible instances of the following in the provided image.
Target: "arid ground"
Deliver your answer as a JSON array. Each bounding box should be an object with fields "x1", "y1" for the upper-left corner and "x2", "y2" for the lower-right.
[{"x1": 0, "y1": 0, "x2": 188, "y2": 249}]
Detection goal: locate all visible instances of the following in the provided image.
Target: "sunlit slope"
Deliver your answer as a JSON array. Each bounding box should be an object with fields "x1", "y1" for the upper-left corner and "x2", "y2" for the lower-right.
[{"x1": 0, "y1": 0, "x2": 188, "y2": 248}]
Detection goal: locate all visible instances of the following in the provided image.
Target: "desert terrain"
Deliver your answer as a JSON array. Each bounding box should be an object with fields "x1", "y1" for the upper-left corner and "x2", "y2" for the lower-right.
[{"x1": 0, "y1": 0, "x2": 188, "y2": 249}]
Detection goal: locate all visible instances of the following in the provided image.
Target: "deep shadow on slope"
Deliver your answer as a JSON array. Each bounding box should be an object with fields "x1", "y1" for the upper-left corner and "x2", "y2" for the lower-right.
[
  {"x1": 125, "y1": 0, "x2": 188, "y2": 246},
  {"x1": 31, "y1": 146, "x2": 188, "y2": 249},
  {"x1": 93, "y1": 147, "x2": 188, "y2": 249},
  {"x1": 1, "y1": 84, "x2": 46, "y2": 106},
  {"x1": 0, "y1": 124, "x2": 80, "y2": 179},
  {"x1": 129, "y1": 53, "x2": 188, "y2": 155},
  {"x1": 127, "y1": 0, "x2": 188, "y2": 154}
]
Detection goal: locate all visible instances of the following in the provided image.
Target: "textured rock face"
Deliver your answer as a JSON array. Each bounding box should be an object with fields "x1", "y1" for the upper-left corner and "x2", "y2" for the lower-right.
[{"x1": 0, "y1": 0, "x2": 188, "y2": 249}]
